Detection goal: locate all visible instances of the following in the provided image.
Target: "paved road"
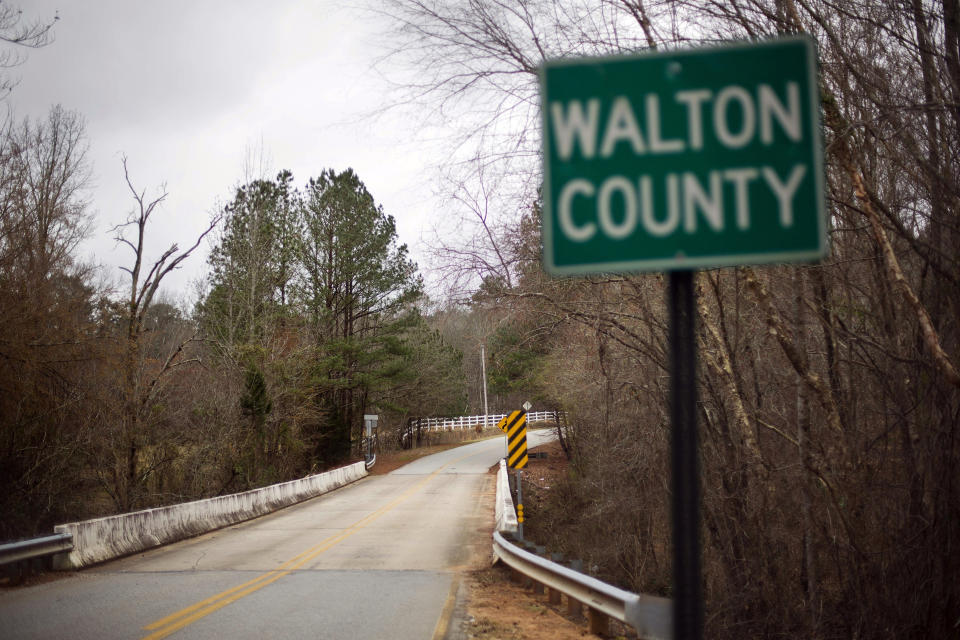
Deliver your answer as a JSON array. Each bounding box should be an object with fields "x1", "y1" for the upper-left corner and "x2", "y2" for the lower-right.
[{"x1": 0, "y1": 430, "x2": 555, "y2": 639}]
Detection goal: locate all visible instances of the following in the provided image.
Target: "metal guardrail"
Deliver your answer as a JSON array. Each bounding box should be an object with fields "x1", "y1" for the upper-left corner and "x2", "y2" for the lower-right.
[
  {"x1": 493, "y1": 457, "x2": 670, "y2": 638},
  {"x1": 0, "y1": 532, "x2": 73, "y2": 575},
  {"x1": 493, "y1": 531, "x2": 672, "y2": 639}
]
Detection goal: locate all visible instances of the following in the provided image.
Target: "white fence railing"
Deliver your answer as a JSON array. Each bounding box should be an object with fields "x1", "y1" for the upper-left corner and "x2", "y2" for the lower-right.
[{"x1": 412, "y1": 411, "x2": 562, "y2": 431}]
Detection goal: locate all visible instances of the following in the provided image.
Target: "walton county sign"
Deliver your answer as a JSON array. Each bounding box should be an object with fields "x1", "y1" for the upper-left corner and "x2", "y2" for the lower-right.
[{"x1": 540, "y1": 36, "x2": 826, "y2": 275}]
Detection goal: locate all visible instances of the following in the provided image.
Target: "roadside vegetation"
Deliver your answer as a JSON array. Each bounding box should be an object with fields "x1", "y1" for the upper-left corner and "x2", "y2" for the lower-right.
[{"x1": 0, "y1": 125, "x2": 470, "y2": 537}]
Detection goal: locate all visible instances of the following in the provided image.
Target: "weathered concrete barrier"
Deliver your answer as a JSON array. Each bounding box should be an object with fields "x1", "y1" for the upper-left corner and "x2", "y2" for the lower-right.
[
  {"x1": 495, "y1": 459, "x2": 518, "y2": 533},
  {"x1": 53, "y1": 462, "x2": 367, "y2": 569}
]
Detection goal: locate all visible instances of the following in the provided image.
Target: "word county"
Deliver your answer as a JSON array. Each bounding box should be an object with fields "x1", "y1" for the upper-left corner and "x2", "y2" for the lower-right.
[{"x1": 549, "y1": 83, "x2": 808, "y2": 242}]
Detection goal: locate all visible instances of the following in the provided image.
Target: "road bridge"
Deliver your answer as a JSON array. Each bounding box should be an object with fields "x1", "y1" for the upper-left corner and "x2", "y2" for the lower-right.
[{"x1": 0, "y1": 431, "x2": 556, "y2": 640}]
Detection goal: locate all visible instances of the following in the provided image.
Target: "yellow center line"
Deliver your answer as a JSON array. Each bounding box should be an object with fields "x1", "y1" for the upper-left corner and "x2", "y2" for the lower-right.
[{"x1": 141, "y1": 446, "x2": 489, "y2": 639}]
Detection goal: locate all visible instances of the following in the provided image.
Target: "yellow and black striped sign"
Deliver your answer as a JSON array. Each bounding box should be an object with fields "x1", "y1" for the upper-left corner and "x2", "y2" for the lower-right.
[{"x1": 497, "y1": 410, "x2": 528, "y2": 469}]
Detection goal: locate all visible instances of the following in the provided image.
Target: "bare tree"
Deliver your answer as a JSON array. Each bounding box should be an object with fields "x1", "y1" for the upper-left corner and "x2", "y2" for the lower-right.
[
  {"x1": 0, "y1": 105, "x2": 95, "y2": 537},
  {"x1": 104, "y1": 158, "x2": 220, "y2": 511},
  {"x1": 375, "y1": 0, "x2": 662, "y2": 290},
  {"x1": 0, "y1": 3, "x2": 58, "y2": 96}
]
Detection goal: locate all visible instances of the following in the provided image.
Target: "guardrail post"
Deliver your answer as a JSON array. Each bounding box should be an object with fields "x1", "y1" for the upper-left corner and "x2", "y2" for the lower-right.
[
  {"x1": 548, "y1": 586, "x2": 562, "y2": 605},
  {"x1": 2, "y1": 561, "x2": 20, "y2": 585},
  {"x1": 566, "y1": 595, "x2": 581, "y2": 617},
  {"x1": 588, "y1": 607, "x2": 610, "y2": 636}
]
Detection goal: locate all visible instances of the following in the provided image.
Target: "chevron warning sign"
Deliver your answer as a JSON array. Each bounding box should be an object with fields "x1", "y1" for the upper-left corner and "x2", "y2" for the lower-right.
[{"x1": 497, "y1": 410, "x2": 528, "y2": 469}]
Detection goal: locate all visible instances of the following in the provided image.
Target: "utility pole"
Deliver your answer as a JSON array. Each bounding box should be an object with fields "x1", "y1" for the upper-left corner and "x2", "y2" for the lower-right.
[{"x1": 481, "y1": 344, "x2": 489, "y2": 428}]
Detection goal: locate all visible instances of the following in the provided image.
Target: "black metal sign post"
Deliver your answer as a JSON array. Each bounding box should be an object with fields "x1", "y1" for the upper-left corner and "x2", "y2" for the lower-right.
[{"x1": 669, "y1": 270, "x2": 702, "y2": 640}]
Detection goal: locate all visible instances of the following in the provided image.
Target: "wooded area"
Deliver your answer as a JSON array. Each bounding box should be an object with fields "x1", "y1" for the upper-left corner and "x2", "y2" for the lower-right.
[
  {"x1": 381, "y1": 0, "x2": 960, "y2": 637},
  {"x1": 0, "y1": 111, "x2": 468, "y2": 540}
]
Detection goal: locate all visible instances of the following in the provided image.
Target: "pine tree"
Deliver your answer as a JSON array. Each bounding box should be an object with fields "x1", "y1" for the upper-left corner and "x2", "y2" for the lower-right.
[
  {"x1": 298, "y1": 168, "x2": 423, "y2": 461},
  {"x1": 200, "y1": 170, "x2": 300, "y2": 351}
]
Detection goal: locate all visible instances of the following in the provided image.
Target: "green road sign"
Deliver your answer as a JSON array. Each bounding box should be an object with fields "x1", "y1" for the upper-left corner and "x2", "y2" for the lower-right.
[{"x1": 540, "y1": 36, "x2": 826, "y2": 275}]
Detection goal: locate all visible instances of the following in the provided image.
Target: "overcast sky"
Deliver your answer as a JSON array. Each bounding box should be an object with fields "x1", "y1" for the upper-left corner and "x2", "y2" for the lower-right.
[{"x1": 9, "y1": 1, "x2": 443, "y2": 303}]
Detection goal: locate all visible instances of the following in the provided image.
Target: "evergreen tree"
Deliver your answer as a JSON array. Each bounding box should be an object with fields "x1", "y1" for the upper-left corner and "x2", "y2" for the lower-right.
[
  {"x1": 381, "y1": 313, "x2": 468, "y2": 419},
  {"x1": 298, "y1": 168, "x2": 422, "y2": 462},
  {"x1": 200, "y1": 170, "x2": 300, "y2": 351},
  {"x1": 240, "y1": 361, "x2": 273, "y2": 472}
]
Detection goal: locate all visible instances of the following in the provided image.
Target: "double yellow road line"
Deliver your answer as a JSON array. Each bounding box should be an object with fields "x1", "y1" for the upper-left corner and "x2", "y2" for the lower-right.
[{"x1": 142, "y1": 449, "x2": 481, "y2": 639}]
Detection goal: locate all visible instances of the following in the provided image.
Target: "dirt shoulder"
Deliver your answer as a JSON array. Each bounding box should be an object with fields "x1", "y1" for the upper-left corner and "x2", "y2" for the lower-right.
[
  {"x1": 459, "y1": 563, "x2": 600, "y2": 640},
  {"x1": 453, "y1": 439, "x2": 618, "y2": 640}
]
